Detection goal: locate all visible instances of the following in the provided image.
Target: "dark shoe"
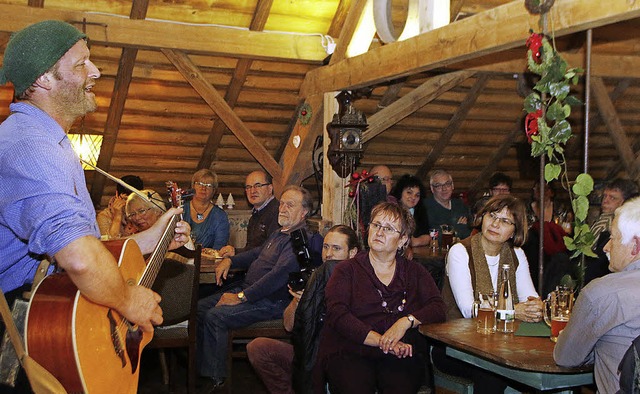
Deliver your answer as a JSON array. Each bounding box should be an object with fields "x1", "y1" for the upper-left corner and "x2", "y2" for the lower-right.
[{"x1": 196, "y1": 377, "x2": 225, "y2": 394}]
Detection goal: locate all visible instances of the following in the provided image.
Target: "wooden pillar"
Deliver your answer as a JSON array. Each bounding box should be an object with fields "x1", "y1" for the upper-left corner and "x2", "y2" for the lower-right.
[{"x1": 321, "y1": 92, "x2": 348, "y2": 228}]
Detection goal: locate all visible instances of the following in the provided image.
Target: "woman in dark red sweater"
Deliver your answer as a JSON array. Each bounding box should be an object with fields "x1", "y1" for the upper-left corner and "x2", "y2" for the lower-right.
[{"x1": 316, "y1": 202, "x2": 446, "y2": 394}]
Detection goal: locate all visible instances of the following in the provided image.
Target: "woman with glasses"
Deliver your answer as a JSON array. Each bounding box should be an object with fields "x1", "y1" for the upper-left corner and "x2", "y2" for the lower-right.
[
  {"x1": 183, "y1": 169, "x2": 230, "y2": 251},
  {"x1": 390, "y1": 174, "x2": 431, "y2": 247},
  {"x1": 125, "y1": 189, "x2": 166, "y2": 231},
  {"x1": 442, "y1": 195, "x2": 542, "y2": 321},
  {"x1": 316, "y1": 202, "x2": 445, "y2": 393}
]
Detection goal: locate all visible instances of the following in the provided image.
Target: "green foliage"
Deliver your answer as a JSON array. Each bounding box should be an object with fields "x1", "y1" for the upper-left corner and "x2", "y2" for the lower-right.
[{"x1": 523, "y1": 33, "x2": 595, "y2": 290}]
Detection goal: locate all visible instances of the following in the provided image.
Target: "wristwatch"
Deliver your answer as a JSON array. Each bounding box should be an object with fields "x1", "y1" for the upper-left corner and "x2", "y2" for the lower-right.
[
  {"x1": 406, "y1": 314, "x2": 415, "y2": 328},
  {"x1": 237, "y1": 291, "x2": 247, "y2": 303}
]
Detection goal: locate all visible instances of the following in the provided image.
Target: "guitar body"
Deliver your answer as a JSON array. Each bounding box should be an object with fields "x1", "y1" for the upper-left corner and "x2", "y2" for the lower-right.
[{"x1": 25, "y1": 239, "x2": 152, "y2": 394}]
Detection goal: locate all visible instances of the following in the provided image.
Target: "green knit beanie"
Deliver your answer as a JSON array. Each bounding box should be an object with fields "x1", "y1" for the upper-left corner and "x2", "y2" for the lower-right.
[{"x1": 0, "y1": 20, "x2": 86, "y2": 96}]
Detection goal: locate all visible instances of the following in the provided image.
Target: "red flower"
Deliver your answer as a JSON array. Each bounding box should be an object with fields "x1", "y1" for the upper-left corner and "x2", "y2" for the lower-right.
[
  {"x1": 526, "y1": 32, "x2": 544, "y2": 63},
  {"x1": 525, "y1": 109, "x2": 543, "y2": 143}
]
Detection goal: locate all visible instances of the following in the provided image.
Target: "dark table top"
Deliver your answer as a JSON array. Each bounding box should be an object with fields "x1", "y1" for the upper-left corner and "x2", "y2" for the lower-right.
[{"x1": 420, "y1": 318, "x2": 592, "y2": 374}]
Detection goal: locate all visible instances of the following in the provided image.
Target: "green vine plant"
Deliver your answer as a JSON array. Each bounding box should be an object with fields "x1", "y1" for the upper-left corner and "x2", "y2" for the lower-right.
[{"x1": 523, "y1": 31, "x2": 597, "y2": 287}]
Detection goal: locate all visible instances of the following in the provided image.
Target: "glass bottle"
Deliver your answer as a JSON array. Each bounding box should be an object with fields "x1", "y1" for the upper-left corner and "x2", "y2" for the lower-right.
[{"x1": 496, "y1": 263, "x2": 515, "y2": 333}]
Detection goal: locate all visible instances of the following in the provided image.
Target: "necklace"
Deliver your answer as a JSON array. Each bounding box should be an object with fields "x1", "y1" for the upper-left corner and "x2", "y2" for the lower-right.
[
  {"x1": 193, "y1": 201, "x2": 211, "y2": 220},
  {"x1": 376, "y1": 289, "x2": 406, "y2": 314}
]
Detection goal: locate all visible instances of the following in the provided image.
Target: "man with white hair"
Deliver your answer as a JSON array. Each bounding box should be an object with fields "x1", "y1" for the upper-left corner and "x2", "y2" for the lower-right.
[{"x1": 554, "y1": 197, "x2": 640, "y2": 393}]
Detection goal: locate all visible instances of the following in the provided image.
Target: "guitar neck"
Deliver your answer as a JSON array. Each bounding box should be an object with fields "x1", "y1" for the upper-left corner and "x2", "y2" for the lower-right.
[{"x1": 138, "y1": 214, "x2": 180, "y2": 289}]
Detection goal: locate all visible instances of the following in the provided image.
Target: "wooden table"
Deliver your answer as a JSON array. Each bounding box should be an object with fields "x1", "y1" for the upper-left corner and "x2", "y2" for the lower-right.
[{"x1": 420, "y1": 319, "x2": 593, "y2": 393}]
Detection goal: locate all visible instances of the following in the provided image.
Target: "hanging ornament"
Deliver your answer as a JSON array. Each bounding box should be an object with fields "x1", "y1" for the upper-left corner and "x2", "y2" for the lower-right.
[
  {"x1": 292, "y1": 135, "x2": 301, "y2": 148},
  {"x1": 298, "y1": 103, "x2": 312, "y2": 125}
]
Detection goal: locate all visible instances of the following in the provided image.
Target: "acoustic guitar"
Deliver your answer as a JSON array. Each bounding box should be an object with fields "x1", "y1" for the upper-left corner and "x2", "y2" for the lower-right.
[{"x1": 24, "y1": 182, "x2": 187, "y2": 393}]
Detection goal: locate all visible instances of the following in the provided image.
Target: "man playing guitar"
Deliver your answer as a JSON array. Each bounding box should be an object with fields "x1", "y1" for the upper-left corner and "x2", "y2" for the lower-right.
[{"x1": 0, "y1": 20, "x2": 191, "y2": 392}]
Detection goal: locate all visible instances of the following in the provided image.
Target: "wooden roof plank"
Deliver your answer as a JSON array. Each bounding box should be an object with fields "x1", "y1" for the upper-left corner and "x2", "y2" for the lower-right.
[
  {"x1": 300, "y1": 0, "x2": 640, "y2": 95},
  {"x1": 415, "y1": 74, "x2": 489, "y2": 179},
  {"x1": 329, "y1": 0, "x2": 368, "y2": 64},
  {"x1": 0, "y1": 3, "x2": 326, "y2": 62},
  {"x1": 163, "y1": 48, "x2": 282, "y2": 180}
]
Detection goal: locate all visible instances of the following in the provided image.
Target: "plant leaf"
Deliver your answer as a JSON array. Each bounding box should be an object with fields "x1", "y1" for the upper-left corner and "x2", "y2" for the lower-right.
[
  {"x1": 572, "y1": 195, "x2": 590, "y2": 222},
  {"x1": 524, "y1": 93, "x2": 542, "y2": 113},
  {"x1": 549, "y1": 119, "x2": 572, "y2": 143},
  {"x1": 565, "y1": 95, "x2": 582, "y2": 106},
  {"x1": 572, "y1": 173, "x2": 594, "y2": 196},
  {"x1": 545, "y1": 163, "x2": 561, "y2": 182}
]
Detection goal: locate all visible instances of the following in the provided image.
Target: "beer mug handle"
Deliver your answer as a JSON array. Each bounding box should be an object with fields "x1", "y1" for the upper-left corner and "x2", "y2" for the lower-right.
[
  {"x1": 543, "y1": 298, "x2": 552, "y2": 327},
  {"x1": 472, "y1": 300, "x2": 480, "y2": 318}
]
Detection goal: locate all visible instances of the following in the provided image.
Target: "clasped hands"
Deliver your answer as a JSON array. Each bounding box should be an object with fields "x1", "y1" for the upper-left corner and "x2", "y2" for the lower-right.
[
  {"x1": 377, "y1": 319, "x2": 413, "y2": 359},
  {"x1": 515, "y1": 296, "x2": 543, "y2": 323}
]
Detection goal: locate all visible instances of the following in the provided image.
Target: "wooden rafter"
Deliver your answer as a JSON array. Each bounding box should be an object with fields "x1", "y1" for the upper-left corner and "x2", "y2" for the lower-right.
[
  {"x1": 163, "y1": 49, "x2": 282, "y2": 180},
  {"x1": 197, "y1": 0, "x2": 273, "y2": 170},
  {"x1": 450, "y1": 0, "x2": 466, "y2": 21},
  {"x1": 415, "y1": 74, "x2": 489, "y2": 179},
  {"x1": 591, "y1": 77, "x2": 640, "y2": 182},
  {"x1": 377, "y1": 82, "x2": 405, "y2": 110},
  {"x1": 327, "y1": 0, "x2": 354, "y2": 38},
  {"x1": 89, "y1": 0, "x2": 149, "y2": 205},
  {"x1": 363, "y1": 70, "x2": 476, "y2": 144},
  {"x1": 329, "y1": 0, "x2": 369, "y2": 65},
  {"x1": 300, "y1": 0, "x2": 640, "y2": 96},
  {"x1": 0, "y1": 3, "x2": 326, "y2": 62},
  {"x1": 468, "y1": 115, "x2": 525, "y2": 196}
]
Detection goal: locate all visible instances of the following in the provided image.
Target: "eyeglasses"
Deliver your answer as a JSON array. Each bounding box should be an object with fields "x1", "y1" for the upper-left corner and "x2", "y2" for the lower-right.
[
  {"x1": 127, "y1": 207, "x2": 153, "y2": 219},
  {"x1": 491, "y1": 187, "x2": 510, "y2": 193},
  {"x1": 194, "y1": 181, "x2": 214, "y2": 188},
  {"x1": 431, "y1": 181, "x2": 453, "y2": 190},
  {"x1": 245, "y1": 183, "x2": 271, "y2": 191},
  {"x1": 488, "y1": 212, "x2": 515, "y2": 227},
  {"x1": 370, "y1": 221, "x2": 401, "y2": 235}
]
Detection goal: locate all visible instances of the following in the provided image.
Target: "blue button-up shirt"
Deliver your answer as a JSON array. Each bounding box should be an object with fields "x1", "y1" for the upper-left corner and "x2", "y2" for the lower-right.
[{"x1": 0, "y1": 102, "x2": 100, "y2": 292}]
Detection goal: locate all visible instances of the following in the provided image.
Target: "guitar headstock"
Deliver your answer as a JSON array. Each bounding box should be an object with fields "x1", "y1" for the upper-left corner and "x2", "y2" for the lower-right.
[{"x1": 165, "y1": 181, "x2": 193, "y2": 210}]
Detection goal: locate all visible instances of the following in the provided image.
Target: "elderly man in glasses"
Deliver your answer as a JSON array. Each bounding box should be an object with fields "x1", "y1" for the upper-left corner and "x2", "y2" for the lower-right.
[
  {"x1": 425, "y1": 169, "x2": 472, "y2": 241},
  {"x1": 219, "y1": 170, "x2": 280, "y2": 258}
]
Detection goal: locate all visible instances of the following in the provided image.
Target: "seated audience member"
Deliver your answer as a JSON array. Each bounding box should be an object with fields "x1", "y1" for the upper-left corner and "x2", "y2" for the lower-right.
[
  {"x1": 472, "y1": 172, "x2": 512, "y2": 218},
  {"x1": 96, "y1": 174, "x2": 144, "y2": 239},
  {"x1": 219, "y1": 170, "x2": 279, "y2": 257},
  {"x1": 196, "y1": 186, "x2": 313, "y2": 390},
  {"x1": 522, "y1": 181, "x2": 573, "y2": 297},
  {"x1": 554, "y1": 197, "x2": 640, "y2": 393},
  {"x1": 316, "y1": 202, "x2": 446, "y2": 394},
  {"x1": 390, "y1": 174, "x2": 431, "y2": 247},
  {"x1": 184, "y1": 169, "x2": 230, "y2": 250},
  {"x1": 443, "y1": 195, "x2": 542, "y2": 320},
  {"x1": 246, "y1": 225, "x2": 359, "y2": 394},
  {"x1": 425, "y1": 169, "x2": 472, "y2": 240},
  {"x1": 125, "y1": 189, "x2": 165, "y2": 231},
  {"x1": 584, "y1": 178, "x2": 639, "y2": 285},
  {"x1": 370, "y1": 165, "x2": 394, "y2": 195},
  {"x1": 436, "y1": 195, "x2": 541, "y2": 394}
]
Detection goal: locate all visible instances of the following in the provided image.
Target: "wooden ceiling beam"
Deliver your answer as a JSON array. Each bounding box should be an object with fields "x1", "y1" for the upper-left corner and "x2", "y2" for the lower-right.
[
  {"x1": 0, "y1": 3, "x2": 326, "y2": 62},
  {"x1": 163, "y1": 49, "x2": 282, "y2": 180},
  {"x1": 363, "y1": 70, "x2": 475, "y2": 144},
  {"x1": 300, "y1": 0, "x2": 640, "y2": 96},
  {"x1": 89, "y1": 0, "x2": 149, "y2": 205},
  {"x1": 327, "y1": 0, "x2": 354, "y2": 38},
  {"x1": 591, "y1": 77, "x2": 640, "y2": 182},
  {"x1": 414, "y1": 74, "x2": 489, "y2": 179},
  {"x1": 197, "y1": 0, "x2": 273, "y2": 170},
  {"x1": 329, "y1": 0, "x2": 369, "y2": 64}
]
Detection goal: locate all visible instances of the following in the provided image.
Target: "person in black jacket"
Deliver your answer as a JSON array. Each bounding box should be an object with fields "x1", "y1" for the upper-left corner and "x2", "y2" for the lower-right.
[{"x1": 246, "y1": 225, "x2": 359, "y2": 394}]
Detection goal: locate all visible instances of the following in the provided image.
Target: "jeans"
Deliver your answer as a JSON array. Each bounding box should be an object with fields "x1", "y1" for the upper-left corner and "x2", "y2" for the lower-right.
[{"x1": 196, "y1": 286, "x2": 286, "y2": 379}]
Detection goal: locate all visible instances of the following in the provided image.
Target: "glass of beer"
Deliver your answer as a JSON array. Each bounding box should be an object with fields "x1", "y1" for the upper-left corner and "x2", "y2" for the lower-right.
[
  {"x1": 543, "y1": 286, "x2": 574, "y2": 342},
  {"x1": 472, "y1": 291, "x2": 496, "y2": 334},
  {"x1": 440, "y1": 224, "x2": 454, "y2": 251}
]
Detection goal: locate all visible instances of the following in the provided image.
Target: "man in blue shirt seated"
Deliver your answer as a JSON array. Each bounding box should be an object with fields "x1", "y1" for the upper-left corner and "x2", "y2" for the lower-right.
[
  {"x1": 196, "y1": 185, "x2": 314, "y2": 390},
  {"x1": 554, "y1": 197, "x2": 640, "y2": 393}
]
